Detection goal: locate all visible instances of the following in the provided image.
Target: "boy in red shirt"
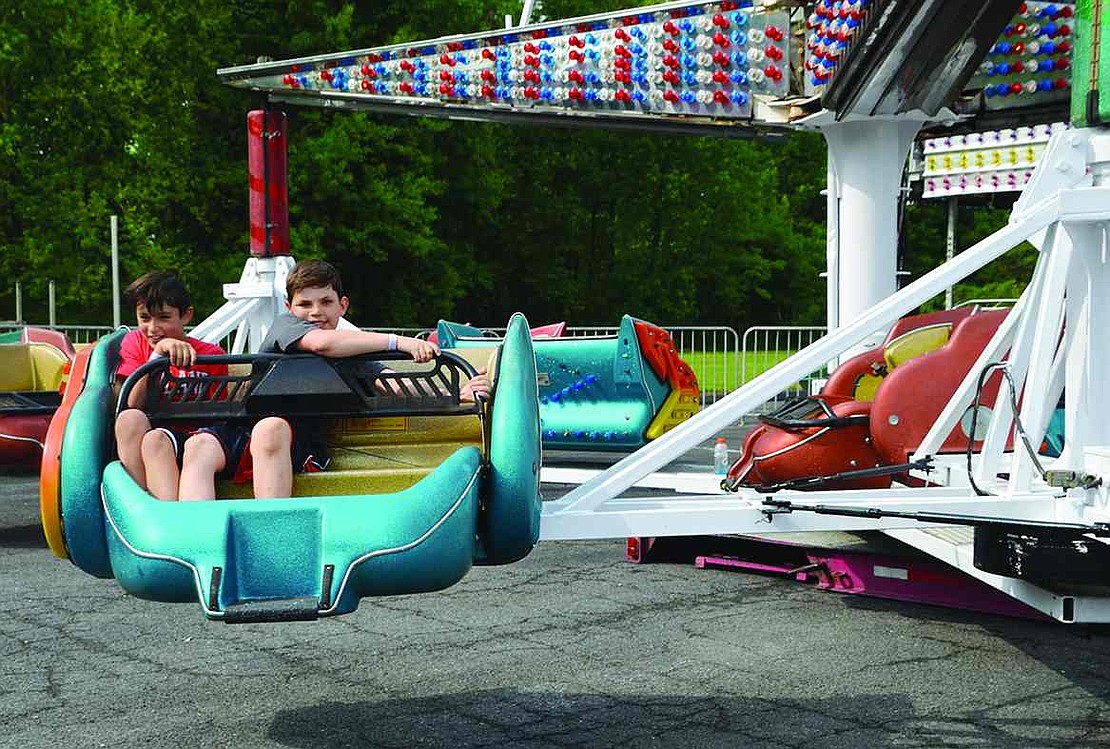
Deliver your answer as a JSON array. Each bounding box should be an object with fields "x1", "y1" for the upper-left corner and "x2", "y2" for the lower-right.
[{"x1": 114, "y1": 272, "x2": 230, "y2": 501}]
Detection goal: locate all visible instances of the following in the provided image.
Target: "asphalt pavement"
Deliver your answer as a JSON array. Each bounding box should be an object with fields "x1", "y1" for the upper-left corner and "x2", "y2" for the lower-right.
[{"x1": 5, "y1": 470, "x2": 1110, "y2": 748}]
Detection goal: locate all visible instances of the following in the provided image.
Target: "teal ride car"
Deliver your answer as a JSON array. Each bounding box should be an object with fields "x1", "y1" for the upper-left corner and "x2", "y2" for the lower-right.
[{"x1": 39, "y1": 314, "x2": 542, "y2": 622}]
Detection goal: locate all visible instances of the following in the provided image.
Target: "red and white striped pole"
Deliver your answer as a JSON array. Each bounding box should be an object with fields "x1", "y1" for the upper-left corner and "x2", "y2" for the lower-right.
[{"x1": 247, "y1": 110, "x2": 290, "y2": 257}]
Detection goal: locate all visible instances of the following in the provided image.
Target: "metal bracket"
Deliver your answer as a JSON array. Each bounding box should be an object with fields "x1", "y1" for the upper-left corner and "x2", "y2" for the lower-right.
[{"x1": 1045, "y1": 470, "x2": 1104, "y2": 491}]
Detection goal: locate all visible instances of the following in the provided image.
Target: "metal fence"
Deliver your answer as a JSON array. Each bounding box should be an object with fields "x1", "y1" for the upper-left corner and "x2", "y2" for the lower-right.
[
  {"x1": 0, "y1": 323, "x2": 116, "y2": 345},
  {"x1": 740, "y1": 325, "x2": 828, "y2": 412},
  {"x1": 3, "y1": 320, "x2": 800, "y2": 409},
  {"x1": 424, "y1": 323, "x2": 741, "y2": 405}
]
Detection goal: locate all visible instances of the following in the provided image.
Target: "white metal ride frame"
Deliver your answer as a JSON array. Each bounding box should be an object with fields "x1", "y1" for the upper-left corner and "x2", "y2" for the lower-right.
[{"x1": 542, "y1": 126, "x2": 1110, "y2": 624}]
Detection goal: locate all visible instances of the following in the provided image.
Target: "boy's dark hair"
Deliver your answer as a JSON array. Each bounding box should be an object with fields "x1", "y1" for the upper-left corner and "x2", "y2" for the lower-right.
[
  {"x1": 123, "y1": 271, "x2": 193, "y2": 314},
  {"x1": 287, "y1": 259, "x2": 345, "y2": 300}
]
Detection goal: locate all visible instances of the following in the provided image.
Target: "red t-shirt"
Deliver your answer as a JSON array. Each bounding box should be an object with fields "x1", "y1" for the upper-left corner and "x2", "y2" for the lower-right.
[{"x1": 116, "y1": 330, "x2": 228, "y2": 381}]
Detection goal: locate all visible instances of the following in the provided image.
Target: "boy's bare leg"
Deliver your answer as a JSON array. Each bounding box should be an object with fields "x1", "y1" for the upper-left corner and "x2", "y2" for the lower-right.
[
  {"x1": 115, "y1": 409, "x2": 152, "y2": 489},
  {"x1": 141, "y1": 430, "x2": 181, "y2": 501},
  {"x1": 179, "y1": 433, "x2": 227, "y2": 502},
  {"x1": 251, "y1": 417, "x2": 293, "y2": 499}
]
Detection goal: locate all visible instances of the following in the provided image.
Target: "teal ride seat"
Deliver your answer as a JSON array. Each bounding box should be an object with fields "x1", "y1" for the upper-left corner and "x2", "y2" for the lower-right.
[
  {"x1": 46, "y1": 314, "x2": 542, "y2": 622},
  {"x1": 438, "y1": 314, "x2": 697, "y2": 451},
  {"x1": 101, "y1": 447, "x2": 483, "y2": 620}
]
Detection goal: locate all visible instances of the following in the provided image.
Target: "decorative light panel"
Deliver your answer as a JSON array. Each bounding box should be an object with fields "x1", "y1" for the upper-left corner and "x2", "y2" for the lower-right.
[
  {"x1": 804, "y1": 0, "x2": 875, "y2": 96},
  {"x1": 969, "y1": 1, "x2": 1074, "y2": 110},
  {"x1": 920, "y1": 122, "x2": 1068, "y2": 198},
  {"x1": 223, "y1": 1, "x2": 790, "y2": 120}
]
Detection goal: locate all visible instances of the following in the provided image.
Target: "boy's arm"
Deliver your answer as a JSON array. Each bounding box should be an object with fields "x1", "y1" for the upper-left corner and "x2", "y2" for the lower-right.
[
  {"x1": 298, "y1": 328, "x2": 439, "y2": 362},
  {"x1": 121, "y1": 339, "x2": 201, "y2": 409}
]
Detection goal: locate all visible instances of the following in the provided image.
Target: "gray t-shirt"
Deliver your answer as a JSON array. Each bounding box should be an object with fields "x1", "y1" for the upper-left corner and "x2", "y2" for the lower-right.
[
  {"x1": 260, "y1": 312, "x2": 387, "y2": 375},
  {"x1": 260, "y1": 312, "x2": 318, "y2": 354}
]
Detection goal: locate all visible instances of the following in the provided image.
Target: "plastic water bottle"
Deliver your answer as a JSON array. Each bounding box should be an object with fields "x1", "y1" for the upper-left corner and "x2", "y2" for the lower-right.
[{"x1": 713, "y1": 437, "x2": 730, "y2": 475}]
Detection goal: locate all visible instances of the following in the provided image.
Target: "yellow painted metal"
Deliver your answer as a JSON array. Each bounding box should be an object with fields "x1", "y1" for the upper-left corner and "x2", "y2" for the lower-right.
[{"x1": 644, "y1": 388, "x2": 701, "y2": 440}]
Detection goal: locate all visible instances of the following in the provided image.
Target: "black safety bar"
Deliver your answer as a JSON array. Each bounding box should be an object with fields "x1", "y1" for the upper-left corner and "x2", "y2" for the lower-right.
[
  {"x1": 116, "y1": 351, "x2": 481, "y2": 422},
  {"x1": 758, "y1": 396, "x2": 868, "y2": 431}
]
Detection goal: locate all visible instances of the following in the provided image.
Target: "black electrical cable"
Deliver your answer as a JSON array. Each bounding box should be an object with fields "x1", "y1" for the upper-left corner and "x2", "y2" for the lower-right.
[{"x1": 966, "y1": 361, "x2": 1047, "y2": 496}]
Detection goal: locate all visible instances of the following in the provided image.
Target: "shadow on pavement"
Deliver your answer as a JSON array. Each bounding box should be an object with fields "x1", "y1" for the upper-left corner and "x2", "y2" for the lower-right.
[
  {"x1": 267, "y1": 689, "x2": 1109, "y2": 748},
  {"x1": 268, "y1": 691, "x2": 918, "y2": 748}
]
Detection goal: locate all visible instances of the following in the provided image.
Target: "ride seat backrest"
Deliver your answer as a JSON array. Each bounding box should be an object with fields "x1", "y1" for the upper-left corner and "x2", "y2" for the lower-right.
[
  {"x1": 447, "y1": 347, "x2": 498, "y2": 385},
  {"x1": 0, "y1": 344, "x2": 35, "y2": 392},
  {"x1": 0, "y1": 342, "x2": 68, "y2": 392},
  {"x1": 882, "y1": 323, "x2": 952, "y2": 372}
]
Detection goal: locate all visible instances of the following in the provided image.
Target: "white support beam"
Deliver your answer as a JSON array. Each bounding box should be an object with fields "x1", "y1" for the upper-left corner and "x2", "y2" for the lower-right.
[
  {"x1": 910, "y1": 292, "x2": 1023, "y2": 462},
  {"x1": 1009, "y1": 227, "x2": 1071, "y2": 492},
  {"x1": 974, "y1": 224, "x2": 1056, "y2": 489},
  {"x1": 189, "y1": 255, "x2": 295, "y2": 352},
  {"x1": 549, "y1": 193, "x2": 1059, "y2": 517},
  {"x1": 884, "y1": 528, "x2": 1110, "y2": 623}
]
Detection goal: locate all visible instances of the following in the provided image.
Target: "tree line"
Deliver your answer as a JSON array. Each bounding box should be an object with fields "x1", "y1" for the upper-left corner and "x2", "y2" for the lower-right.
[{"x1": 0, "y1": 0, "x2": 1027, "y2": 331}]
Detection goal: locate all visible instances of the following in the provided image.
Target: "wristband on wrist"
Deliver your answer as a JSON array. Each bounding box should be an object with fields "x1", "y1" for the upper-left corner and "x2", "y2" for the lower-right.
[{"x1": 387, "y1": 333, "x2": 398, "y2": 351}]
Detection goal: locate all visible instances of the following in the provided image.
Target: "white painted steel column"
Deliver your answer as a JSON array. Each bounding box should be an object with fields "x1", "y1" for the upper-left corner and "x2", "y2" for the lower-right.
[
  {"x1": 1070, "y1": 133, "x2": 1110, "y2": 471},
  {"x1": 820, "y1": 118, "x2": 924, "y2": 333},
  {"x1": 825, "y1": 157, "x2": 840, "y2": 333}
]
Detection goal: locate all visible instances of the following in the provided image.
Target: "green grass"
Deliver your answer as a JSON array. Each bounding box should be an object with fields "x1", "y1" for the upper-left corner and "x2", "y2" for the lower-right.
[{"x1": 682, "y1": 350, "x2": 817, "y2": 394}]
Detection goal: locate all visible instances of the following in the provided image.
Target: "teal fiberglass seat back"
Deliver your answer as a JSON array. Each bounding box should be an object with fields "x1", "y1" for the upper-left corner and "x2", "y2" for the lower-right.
[{"x1": 437, "y1": 315, "x2": 673, "y2": 451}]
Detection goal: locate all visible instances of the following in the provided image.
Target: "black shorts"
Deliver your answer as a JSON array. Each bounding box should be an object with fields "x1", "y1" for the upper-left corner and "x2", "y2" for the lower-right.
[{"x1": 150, "y1": 423, "x2": 251, "y2": 480}]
